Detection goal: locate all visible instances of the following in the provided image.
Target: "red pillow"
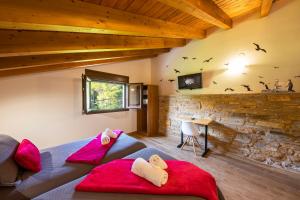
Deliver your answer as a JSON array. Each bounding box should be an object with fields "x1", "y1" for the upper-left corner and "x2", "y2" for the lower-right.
[{"x1": 14, "y1": 139, "x2": 41, "y2": 172}]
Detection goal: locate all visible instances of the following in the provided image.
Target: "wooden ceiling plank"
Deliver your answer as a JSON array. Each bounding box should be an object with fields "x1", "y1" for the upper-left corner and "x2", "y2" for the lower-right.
[
  {"x1": 261, "y1": 0, "x2": 273, "y2": 17},
  {"x1": 113, "y1": 0, "x2": 135, "y2": 10},
  {"x1": 0, "y1": 49, "x2": 169, "y2": 70},
  {"x1": 0, "y1": 0, "x2": 205, "y2": 39},
  {"x1": 157, "y1": 0, "x2": 232, "y2": 29},
  {"x1": 0, "y1": 55, "x2": 157, "y2": 78},
  {"x1": 0, "y1": 30, "x2": 185, "y2": 57},
  {"x1": 125, "y1": 0, "x2": 147, "y2": 13}
]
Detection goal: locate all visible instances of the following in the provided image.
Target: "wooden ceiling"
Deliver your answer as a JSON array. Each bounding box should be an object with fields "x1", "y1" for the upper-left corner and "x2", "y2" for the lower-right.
[{"x1": 0, "y1": 0, "x2": 275, "y2": 77}]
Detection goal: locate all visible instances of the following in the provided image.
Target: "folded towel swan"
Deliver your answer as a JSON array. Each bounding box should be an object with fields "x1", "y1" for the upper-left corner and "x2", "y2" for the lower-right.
[
  {"x1": 100, "y1": 132, "x2": 110, "y2": 145},
  {"x1": 149, "y1": 154, "x2": 168, "y2": 170},
  {"x1": 101, "y1": 128, "x2": 118, "y2": 145},
  {"x1": 104, "y1": 128, "x2": 118, "y2": 138},
  {"x1": 131, "y1": 158, "x2": 168, "y2": 187}
]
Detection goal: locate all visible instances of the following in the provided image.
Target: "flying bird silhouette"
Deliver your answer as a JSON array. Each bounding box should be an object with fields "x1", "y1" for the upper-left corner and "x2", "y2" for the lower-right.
[
  {"x1": 225, "y1": 88, "x2": 234, "y2": 92},
  {"x1": 258, "y1": 76, "x2": 264, "y2": 79},
  {"x1": 182, "y1": 56, "x2": 188, "y2": 60},
  {"x1": 259, "y1": 81, "x2": 270, "y2": 90},
  {"x1": 168, "y1": 79, "x2": 175, "y2": 83},
  {"x1": 241, "y1": 84, "x2": 252, "y2": 91},
  {"x1": 213, "y1": 81, "x2": 217, "y2": 85},
  {"x1": 203, "y1": 57, "x2": 213, "y2": 63},
  {"x1": 253, "y1": 43, "x2": 267, "y2": 53},
  {"x1": 174, "y1": 69, "x2": 180, "y2": 73}
]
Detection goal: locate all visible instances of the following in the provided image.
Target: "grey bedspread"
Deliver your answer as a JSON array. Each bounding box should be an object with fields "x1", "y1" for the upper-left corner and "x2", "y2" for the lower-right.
[
  {"x1": 1, "y1": 134, "x2": 146, "y2": 200},
  {"x1": 34, "y1": 148, "x2": 225, "y2": 200}
]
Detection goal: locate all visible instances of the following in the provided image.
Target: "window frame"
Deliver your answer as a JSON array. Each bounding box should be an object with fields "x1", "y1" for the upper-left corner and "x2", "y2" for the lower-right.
[{"x1": 82, "y1": 69, "x2": 129, "y2": 114}]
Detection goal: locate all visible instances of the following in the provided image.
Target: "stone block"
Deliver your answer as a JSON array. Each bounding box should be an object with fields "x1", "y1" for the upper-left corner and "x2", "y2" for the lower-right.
[{"x1": 256, "y1": 121, "x2": 284, "y2": 129}]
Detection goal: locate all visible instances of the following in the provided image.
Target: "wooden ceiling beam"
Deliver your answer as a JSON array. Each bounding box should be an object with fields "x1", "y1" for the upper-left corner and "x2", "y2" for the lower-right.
[
  {"x1": 0, "y1": 0, "x2": 205, "y2": 39},
  {"x1": 157, "y1": 0, "x2": 232, "y2": 29},
  {"x1": 0, "y1": 49, "x2": 169, "y2": 70},
  {"x1": 0, "y1": 30, "x2": 185, "y2": 57},
  {"x1": 261, "y1": 0, "x2": 273, "y2": 17},
  {"x1": 0, "y1": 54, "x2": 157, "y2": 78}
]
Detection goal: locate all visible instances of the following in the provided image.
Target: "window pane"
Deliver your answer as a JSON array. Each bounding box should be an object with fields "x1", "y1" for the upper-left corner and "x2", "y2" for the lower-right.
[{"x1": 88, "y1": 81, "x2": 125, "y2": 111}]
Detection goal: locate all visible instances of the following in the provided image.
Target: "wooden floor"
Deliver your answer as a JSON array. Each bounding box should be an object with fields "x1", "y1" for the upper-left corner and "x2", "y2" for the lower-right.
[{"x1": 130, "y1": 133, "x2": 300, "y2": 200}]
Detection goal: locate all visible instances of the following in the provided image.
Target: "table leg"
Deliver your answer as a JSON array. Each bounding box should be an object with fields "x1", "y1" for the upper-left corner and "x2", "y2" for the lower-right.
[
  {"x1": 177, "y1": 130, "x2": 184, "y2": 148},
  {"x1": 201, "y1": 125, "x2": 209, "y2": 157}
]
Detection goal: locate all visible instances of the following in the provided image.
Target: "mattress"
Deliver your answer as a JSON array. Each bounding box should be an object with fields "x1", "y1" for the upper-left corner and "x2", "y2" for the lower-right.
[
  {"x1": 34, "y1": 148, "x2": 225, "y2": 200},
  {"x1": 1, "y1": 134, "x2": 146, "y2": 200}
]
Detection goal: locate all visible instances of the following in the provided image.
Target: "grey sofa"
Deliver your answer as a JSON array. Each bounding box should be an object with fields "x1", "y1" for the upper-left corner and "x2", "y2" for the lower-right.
[{"x1": 0, "y1": 134, "x2": 146, "y2": 200}]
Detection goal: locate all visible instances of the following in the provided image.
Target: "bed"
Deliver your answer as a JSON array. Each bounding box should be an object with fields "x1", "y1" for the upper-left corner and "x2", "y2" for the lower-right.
[{"x1": 34, "y1": 148, "x2": 225, "y2": 200}]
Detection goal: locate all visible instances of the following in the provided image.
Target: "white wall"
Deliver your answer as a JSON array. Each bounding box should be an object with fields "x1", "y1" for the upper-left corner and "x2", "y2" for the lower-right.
[
  {"x1": 151, "y1": 0, "x2": 300, "y2": 95},
  {"x1": 0, "y1": 59, "x2": 151, "y2": 148}
]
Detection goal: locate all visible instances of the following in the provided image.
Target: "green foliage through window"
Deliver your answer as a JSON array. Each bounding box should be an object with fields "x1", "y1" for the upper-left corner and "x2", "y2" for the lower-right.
[{"x1": 88, "y1": 81, "x2": 125, "y2": 111}]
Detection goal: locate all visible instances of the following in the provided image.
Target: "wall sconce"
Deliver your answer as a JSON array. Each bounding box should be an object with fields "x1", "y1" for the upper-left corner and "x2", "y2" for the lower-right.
[{"x1": 227, "y1": 53, "x2": 248, "y2": 75}]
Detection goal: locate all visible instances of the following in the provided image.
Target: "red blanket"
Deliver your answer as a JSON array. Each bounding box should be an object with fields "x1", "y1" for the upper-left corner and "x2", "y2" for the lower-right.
[
  {"x1": 66, "y1": 130, "x2": 123, "y2": 165},
  {"x1": 76, "y1": 159, "x2": 218, "y2": 200}
]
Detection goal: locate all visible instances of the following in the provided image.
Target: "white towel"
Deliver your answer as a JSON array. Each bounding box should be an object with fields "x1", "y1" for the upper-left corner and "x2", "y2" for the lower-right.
[
  {"x1": 131, "y1": 158, "x2": 168, "y2": 187},
  {"x1": 149, "y1": 154, "x2": 168, "y2": 170},
  {"x1": 104, "y1": 128, "x2": 118, "y2": 139},
  {"x1": 101, "y1": 132, "x2": 110, "y2": 145}
]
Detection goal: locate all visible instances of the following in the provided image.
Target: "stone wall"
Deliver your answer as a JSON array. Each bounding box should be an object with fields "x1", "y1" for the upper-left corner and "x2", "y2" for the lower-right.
[{"x1": 159, "y1": 93, "x2": 300, "y2": 173}]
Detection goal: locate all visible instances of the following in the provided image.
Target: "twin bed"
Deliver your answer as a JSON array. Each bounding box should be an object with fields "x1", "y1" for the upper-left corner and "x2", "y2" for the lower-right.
[{"x1": 0, "y1": 134, "x2": 224, "y2": 200}]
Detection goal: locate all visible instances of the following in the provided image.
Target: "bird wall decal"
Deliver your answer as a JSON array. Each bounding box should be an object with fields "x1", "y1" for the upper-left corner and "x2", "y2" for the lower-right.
[
  {"x1": 174, "y1": 69, "x2": 180, "y2": 73},
  {"x1": 168, "y1": 79, "x2": 175, "y2": 83},
  {"x1": 225, "y1": 88, "x2": 234, "y2": 92},
  {"x1": 203, "y1": 57, "x2": 213, "y2": 63},
  {"x1": 259, "y1": 81, "x2": 270, "y2": 90},
  {"x1": 241, "y1": 84, "x2": 252, "y2": 91},
  {"x1": 287, "y1": 79, "x2": 295, "y2": 92},
  {"x1": 182, "y1": 56, "x2": 188, "y2": 60},
  {"x1": 253, "y1": 43, "x2": 267, "y2": 53}
]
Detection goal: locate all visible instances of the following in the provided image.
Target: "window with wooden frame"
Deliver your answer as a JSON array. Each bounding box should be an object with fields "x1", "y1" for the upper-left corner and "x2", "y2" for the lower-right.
[{"x1": 82, "y1": 69, "x2": 130, "y2": 114}]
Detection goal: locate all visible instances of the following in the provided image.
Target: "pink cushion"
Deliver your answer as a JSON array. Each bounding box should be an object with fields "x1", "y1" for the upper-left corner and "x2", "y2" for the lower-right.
[{"x1": 14, "y1": 139, "x2": 41, "y2": 172}]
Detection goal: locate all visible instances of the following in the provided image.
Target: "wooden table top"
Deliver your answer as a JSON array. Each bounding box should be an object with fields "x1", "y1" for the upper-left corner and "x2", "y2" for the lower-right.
[
  {"x1": 180, "y1": 118, "x2": 213, "y2": 125},
  {"x1": 192, "y1": 118, "x2": 213, "y2": 125}
]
